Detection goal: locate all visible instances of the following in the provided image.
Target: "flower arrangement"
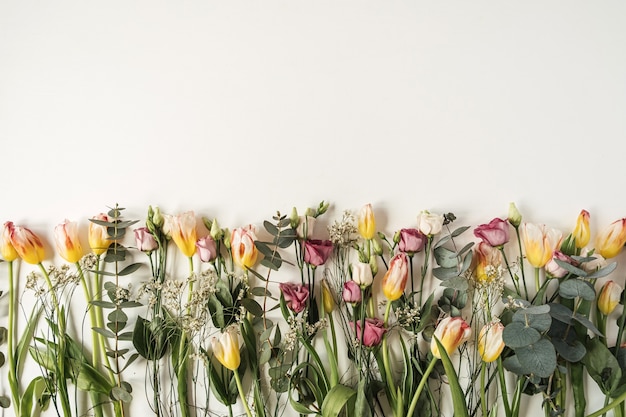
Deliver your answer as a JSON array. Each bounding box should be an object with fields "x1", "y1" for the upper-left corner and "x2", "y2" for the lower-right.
[{"x1": 1, "y1": 201, "x2": 626, "y2": 417}]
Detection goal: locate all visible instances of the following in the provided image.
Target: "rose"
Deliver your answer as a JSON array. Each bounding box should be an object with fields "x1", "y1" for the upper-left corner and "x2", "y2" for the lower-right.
[
  {"x1": 545, "y1": 251, "x2": 578, "y2": 278},
  {"x1": 303, "y1": 239, "x2": 333, "y2": 266},
  {"x1": 382, "y1": 253, "x2": 409, "y2": 301},
  {"x1": 196, "y1": 236, "x2": 218, "y2": 262},
  {"x1": 352, "y1": 317, "x2": 386, "y2": 347},
  {"x1": 474, "y1": 218, "x2": 510, "y2": 248},
  {"x1": 135, "y1": 227, "x2": 159, "y2": 253},
  {"x1": 279, "y1": 282, "x2": 310, "y2": 313},
  {"x1": 351, "y1": 261, "x2": 374, "y2": 287},
  {"x1": 342, "y1": 280, "x2": 362, "y2": 304},
  {"x1": 398, "y1": 228, "x2": 426, "y2": 254},
  {"x1": 231, "y1": 225, "x2": 258, "y2": 269},
  {"x1": 416, "y1": 210, "x2": 444, "y2": 236}
]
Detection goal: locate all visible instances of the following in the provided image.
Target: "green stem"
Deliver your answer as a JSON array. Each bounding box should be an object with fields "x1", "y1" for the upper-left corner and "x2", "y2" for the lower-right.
[
  {"x1": 234, "y1": 370, "x2": 254, "y2": 417},
  {"x1": 481, "y1": 362, "x2": 488, "y2": 417},
  {"x1": 407, "y1": 357, "x2": 437, "y2": 417},
  {"x1": 382, "y1": 302, "x2": 396, "y2": 403},
  {"x1": 513, "y1": 225, "x2": 528, "y2": 299},
  {"x1": 7, "y1": 261, "x2": 20, "y2": 415},
  {"x1": 497, "y1": 357, "x2": 512, "y2": 417},
  {"x1": 419, "y1": 237, "x2": 433, "y2": 307},
  {"x1": 534, "y1": 267, "x2": 541, "y2": 298},
  {"x1": 500, "y1": 247, "x2": 521, "y2": 296},
  {"x1": 511, "y1": 377, "x2": 524, "y2": 417}
]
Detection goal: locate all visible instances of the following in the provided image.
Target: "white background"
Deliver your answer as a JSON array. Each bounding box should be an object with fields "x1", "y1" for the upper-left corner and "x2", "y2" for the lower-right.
[{"x1": 1, "y1": 1, "x2": 626, "y2": 416}]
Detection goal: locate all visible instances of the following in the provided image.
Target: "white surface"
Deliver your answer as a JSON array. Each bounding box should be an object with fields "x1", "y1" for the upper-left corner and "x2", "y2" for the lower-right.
[{"x1": 1, "y1": 1, "x2": 626, "y2": 416}]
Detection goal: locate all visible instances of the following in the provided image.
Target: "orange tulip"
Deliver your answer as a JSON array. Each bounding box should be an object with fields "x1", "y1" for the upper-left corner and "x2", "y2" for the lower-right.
[
  {"x1": 54, "y1": 219, "x2": 84, "y2": 263},
  {"x1": 572, "y1": 210, "x2": 591, "y2": 249},
  {"x1": 382, "y1": 253, "x2": 409, "y2": 301},
  {"x1": 596, "y1": 218, "x2": 626, "y2": 259},
  {"x1": 231, "y1": 225, "x2": 258, "y2": 269},
  {"x1": 598, "y1": 280, "x2": 622, "y2": 315},
  {"x1": 358, "y1": 204, "x2": 376, "y2": 240},
  {"x1": 477, "y1": 322, "x2": 505, "y2": 363},
  {"x1": 88, "y1": 213, "x2": 112, "y2": 255},
  {"x1": 9, "y1": 223, "x2": 45, "y2": 264},
  {"x1": 430, "y1": 316, "x2": 471, "y2": 359},
  {"x1": 164, "y1": 211, "x2": 197, "y2": 258},
  {"x1": 521, "y1": 223, "x2": 562, "y2": 268},
  {"x1": 1, "y1": 222, "x2": 18, "y2": 261},
  {"x1": 473, "y1": 242, "x2": 502, "y2": 283}
]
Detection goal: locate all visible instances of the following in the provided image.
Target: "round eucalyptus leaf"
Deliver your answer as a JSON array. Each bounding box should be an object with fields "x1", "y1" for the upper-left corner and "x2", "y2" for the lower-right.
[
  {"x1": 552, "y1": 338, "x2": 586, "y2": 362},
  {"x1": 503, "y1": 322, "x2": 542, "y2": 348},
  {"x1": 512, "y1": 311, "x2": 552, "y2": 332},
  {"x1": 549, "y1": 303, "x2": 574, "y2": 325},
  {"x1": 559, "y1": 279, "x2": 596, "y2": 301},
  {"x1": 516, "y1": 338, "x2": 557, "y2": 378}
]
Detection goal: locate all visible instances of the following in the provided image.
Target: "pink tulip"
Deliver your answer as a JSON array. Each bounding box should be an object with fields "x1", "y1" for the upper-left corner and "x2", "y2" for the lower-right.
[
  {"x1": 196, "y1": 236, "x2": 218, "y2": 262},
  {"x1": 352, "y1": 317, "x2": 386, "y2": 347},
  {"x1": 474, "y1": 218, "x2": 510, "y2": 248},
  {"x1": 279, "y1": 282, "x2": 310, "y2": 314},
  {"x1": 303, "y1": 239, "x2": 333, "y2": 266},
  {"x1": 398, "y1": 228, "x2": 426, "y2": 254}
]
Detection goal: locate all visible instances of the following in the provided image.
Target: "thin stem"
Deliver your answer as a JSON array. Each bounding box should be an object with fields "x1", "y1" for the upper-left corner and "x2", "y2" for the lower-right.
[
  {"x1": 480, "y1": 362, "x2": 488, "y2": 417},
  {"x1": 7, "y1": 261, "x2": 20, "y2": 415},
  {"x1": 513, "y1": 226, "x2": 528, "y2": 299},
  {"x1": 419, "y1": 237, "x2": 433, "y2": 307},
  {"x1": 234, "y1": 370, "x2": 254, "y2": 417},
  {"x1": 406, "y1": 357, "x2": 437, "y2": 417},
  {"x1": 382, "y1": 302, "x2": 396, "y2": 403},
  {"x1": 497, "y1": 357, "x2": 512, "y2": 417}
]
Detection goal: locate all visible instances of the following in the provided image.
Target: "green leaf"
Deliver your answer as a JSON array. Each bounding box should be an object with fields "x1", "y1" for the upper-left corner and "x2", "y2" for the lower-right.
[
  {"x1": 354, "y1": 379, "x2": 372, "y2": 417},
  {"x1": 264, "y1": 220, "x2": 279, "y2": 236},
  {"x1": 93, "y1": 327, "x2": 116, "y2": 338},
  {"x1": 432, "y1": 266, "x2": 460, "y2": 280},
  {"x1": 240, "y1": 298, "x2": 264, "y2": 317},
  {"x1": 250, "y1": 287, "x2": 272, "y2": 297},
  {"x1": 90, "y1": 300, "x2": 116, "y2": 309},
  {"x1": 108, "y1": 309, "x2": 128, "y2": 324},
  {"x1": 583, "y1": 337, "x2": 622, "y2": 394},
  {"x1": 559, "y1": 279, "x2": 595, "y2": 301},
  {"x1": 0, "y1": 396, "x2": 9, "y2": 408},
  {"x1": 110, "y1": 386, "x2": 133, "y2": 403},
  {"x1": 77, "y1": 362, "x2": 114, "y2": 394},
  {"x1": 515, "y1": 338, "x2": 557, "y2": 378},
  {"x1": 586, "y1": 261, "x2": 617, "y2": 279},
  {"x1": 434, "y1": 247, "x2": 458, "y2": 268},
  {"x1": 433, "y1": 337, "x2": 469, "y2": 417},
  {"x1": 512, "y1": 310, "x2": 552, "y2": 332},
  {"x1": 133, "y1": 316, "x2": 170, "y2": 360},
  {"x1": 321, "y1": 384, "x2": 357, "y2": 417},
  {"x1": 551, "y1": 338, "x2": 586, "y2": 363},
  {"x1": 118, "y1": 263, "x2": 142, "y2": 276},
  {"x1": 503, "y1": 322, "x2": 542, "y2": 348},
  {"x1": 440, "y1": 276, "x2": 469, "y2": 291},
  {"x1": 554, "y1": 259, "x2": 588, "y2": 278}
]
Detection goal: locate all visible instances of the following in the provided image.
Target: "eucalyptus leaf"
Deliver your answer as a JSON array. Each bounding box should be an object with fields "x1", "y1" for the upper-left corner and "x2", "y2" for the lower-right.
[
  {"x1": 240, "y1": 298, "x2": 264, "y2": 317},
  {"x1": 432, "y1": 266, "x2": 460, "y2": 280},
  {"x1": 554, "y1": 259, "x2": 588, "y2": 278},
  {"x1": 586, "y1": 261, "x2": 617, "y2": 279},
  {"x1": 549, "y1": 303, "x2": 574, "y2": 325},
  {"x1": 559, "y1": 279, "x2": 595, "y2": 301},
  {"x1": 512, "y1": 311, "x2": 552, "y2": 332},
  {"x1": 440, "y1": 276, "x2": 469, "y2": 291},
  {"x1": 503, "y1": 322, "x2": 542, "y2": 348},
  {"x1": 516, "y1": 338, "x2": 557, "y2": 378},
  {"x1": 551, "y1": 338, "x2": 586, "y2": 363},
  {"x1": 118, "y1": 262, "x2": 142, "y2": 276},
  {"x1": 583, "y1": 337, "x2": 622, "y2": 394},
  {"x1": 434, "y1": 247, "x2": 458, "y2": 268}
]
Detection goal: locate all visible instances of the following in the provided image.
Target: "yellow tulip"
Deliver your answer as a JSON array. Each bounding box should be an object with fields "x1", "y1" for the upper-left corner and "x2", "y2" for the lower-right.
[
  {"x1": 88, "y1": 213, "x2": 112, "y2": 255},
  {"x1": 211, "y1": 328, "x2": 241, "y2": 371},
  {"x1": 572, "y1": 210, "x2": 591, "y2": 249},
  {"x1": 358, "y1": 204, "x2": 376, "y2": 240},
  {"x1": 598, "y1": 280, "x2": 622, "y2": 315},
  {"x1": 164, "y1": 211, "x2": 198, "y2": 258},
  {"x1": 9, "y1": 223, "x2": 45, "y2": 264},
  {"x1": 596, "y1": 219, "x2": 626, "y2": 259},
  {"x1": 54, "y1": 219, "x2": 84, "y2": 263},
  {"x1": 430, "y1": 316, "x2": 471, "y2": 359},
  {"x1": 521, "y1": 223, "x2": 562, "y2": 268},
  {"x1": 382, "y1": 253, "x2": 409, "y2": 301},
  {"x1": 321, "y1": 279, "x2": 335, "y2": 314},
  {"x1": 231, "y1": 225, "x2": 258, "y2": 269},
  {"x1": 477, "y1": 322, "x2": 505, "y2": 363},
  {"x1": 1, "y1": 222, "x2": 19, "y2": 261},
  {"x1": 473, "y1": 242, "x2": 502, "y2": 284}
]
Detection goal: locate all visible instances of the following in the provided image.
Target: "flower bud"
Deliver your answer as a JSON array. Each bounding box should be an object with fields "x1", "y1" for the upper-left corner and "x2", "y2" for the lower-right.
[
  {"x1": 369, "y1": 254, "x2": 378, "y2": 276},
  {"x1": 211, "y1": 327, "x2": 241, "y2": 371},
  {"x1": 596, "y1": 219, "x2": 626, "y2": 259},
  {"x1": 508, "y1": 203, "x2": 522, "y2": 228},
  {"x1": 290, "y1": 207, "x2": 299, "y2": 229},
  {"x1": 196, "y1": 236, "x2": 218, "y2": 262},
  {"x1": 430, "y1": 316, "x2": 472, "y2": 359},
  {"x1": 279, "y1": 282, "x2": 310, "y2": 313},
  {"x1": 223, "y1": 228, "x2": 231, "y2": 249},
  {"x1": 598, "y1": 280, "x2": 622, "y2": 315},
  {"x1": 321, "y1": 279, "x2": 335, "y2": 313},
  {"x1": 572, "y1": 210, "x2": 591, "y2": 249},
  {"x1": 545, "y1": 251, "x2": 578, "y2": 279},
  {"x1": 398, "y1": 228, "x2": 426, "y2": 254},
  {"x1": 209, "y1": 218, "x2": 223, "y2": 241},
  {"x1": 477, "y1": 322, "x2": 505, "y2": 363},
  {"x1": 152, "y1": 206, "x2": 164, "y2": 228},
  {"x1": 9, "y1": 224, "x2": 46, "y2": 264},
  {"x1": 372, "y1": 237, "x2": 383, "y2": 256},
  {"x1": 351, "y1": 261, "x2": 374, "y2": 288},
  {"x1": 342, "y1": 280, "x2": 361, "y2": 304},
  {"x1": 1, "y1": 222, "x2": 19, "y2": 262}
]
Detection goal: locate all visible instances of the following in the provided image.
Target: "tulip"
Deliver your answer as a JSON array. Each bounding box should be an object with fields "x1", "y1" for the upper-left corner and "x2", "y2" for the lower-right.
[
  {"x1": 358, "y1": 204, "x2": 376, "y2": 240},
  {"x1": 477, "y1": 322, "x2": 505, "y2": 363},
  {"x1": 382, "y1": 253, "x2": 409, "y2": 301},
  {"x1": 508, "y1": 203, "x2": 522, "y2": 228},
  {"x1": 596, "y1": 218, "x2": 626, "y2": 259},
  {"x1": 572, "y1": 210, "x2": 591, "y2": 249},
  {"x1": 474, "y1": 218, "x2": 510, "y2": 248},
  {"x1": 8, "y1": 223, "x2": 45, "y2": 264},
  {"x1": 398, "y1": 228, "x2": 426, "y2": 254},
  {"x1": 231, "y1": 225, "x2": 258, "y2": 269},
  {"x1": 54, "y1": 219, "x2": 84, "y2": 264},
  {"x1": 416, "y1": 210, "x2": 444, "y2": 236},
  {"x1": 303, "y1": 239, "x2": 333, "y2": 266},
  {"x1": 352, "y1": 317, "x2": 386, "y2": 347},
  {"x1": 521, "y1": 223, "x2": 562, "y2": 268},
  {"x1": 134, "y1": 227, "x2": 159, "y2": 253},
  {"x1": 545, "y1": 251, "x2": 578, "y2": 279},
  {"x1": 196, "y1": 236, "x2": 218, "y2": 263},
  {"x1": 598, "y1": 280, "x2": 622, "y2": 315},
  {"x1": 430, "y1": 316, "x2": 472, "y2": 359},
  {"x1": 351, "y1": 261, "x2": 374, "y2": 288},
  {"x1": 279, "y1": 282, "x2": 310, "y2": 313},
  {"x1": 1, "y1": 222, "x2": 18, "y2": 261},
  {"x1": 164, "y1": 211, "x2": 198, "y2": 258},
  {"x1": 89, "y1": 213, "x2": 112, "y2": 255},
  {"x1": 321, "y1": 279, "x2": 335, "y2": 313},
  {"x1": 211, "y1": 328, "x2": 241, "y2": 371},
  {"x1": 473, "y1": 242, "x2": 502, "y2": 283},
  {"x1": 342, "y1": 280, "x2": 362, "y2": 304}
]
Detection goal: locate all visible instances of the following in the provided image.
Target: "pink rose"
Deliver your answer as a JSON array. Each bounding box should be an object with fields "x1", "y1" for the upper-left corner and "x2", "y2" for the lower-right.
[
  {"x1": 342, "y1": 280, "x2": 362, "y2": 303},
  {"x1": 279, "y1": 283, "x2": 310, "y2": 313},
  {"x1": 304, "y1": 239, "x2": 333, "y2": 266},
  {"x1": 196, "y1": 236, "x2": 218, "y2": 263},
  {"x1": 545, "y1": 251, "x2": 578, "y2": 278},
  {"x1": 352, "y1": 317, "x2": 386, "y2": 347},
  {"x1": 134, "y1": 227, "x2": 158, "y2": 253},
  {"x1": 474, "y1": 218, "x2": 510, "y2": 248},
  {"x1": 398, "y1": 228, "x2": 426, "y2": 254}
]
